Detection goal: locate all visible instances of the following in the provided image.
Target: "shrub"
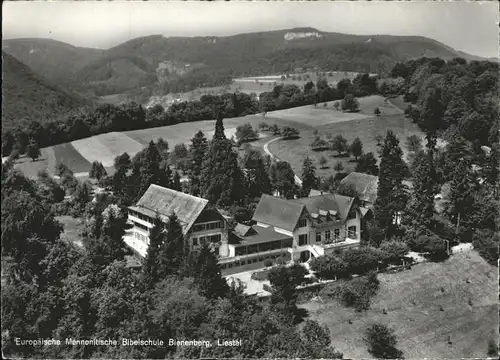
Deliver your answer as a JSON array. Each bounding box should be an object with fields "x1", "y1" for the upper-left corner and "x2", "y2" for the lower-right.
[
  {"x1": 269, "y1": 124, "x2": 281, "y2": 135},
  {"x1": 374, "y1": 107, "x2": 381, "y2": 116},
  {"x1": 341, "y1": 247, "x2": 386, "y2": 275},
  {"x1": 472, "y1": 229, "x2": 499, "y2": 266},
  {"x1": 282, "y1": 126, "x2": 300, "y2": 140},
  {"x1": 328, "y1": 271, "x2": 380, "y2": 311},
  {"x1": 341, "y1": 94, "x2": 360, "y2": 112},
  {"x1": 380, "y1": 241, "x2": 410, "y2": 265},
  {"x1": 258, "y1": 122, "x2": 269, "y2": 131},
  {"x1": 235, "y1": 123, "x2": 259, "y2": 145},
  {"x1": 487, "y1": 339, "x2": 498, "y2": 357},
  {"x1": 310, "y1": 255, "x2": 349, "y2": 280},
  {"x1": 364, "y1": 323, "x2": 403, "y2": 359},
  {"x1": 263, "y1": 259, "x2": 273, "y2": 267},
  {"x1": 409, "y1": 234, "x2": 449, "y2": 261}
]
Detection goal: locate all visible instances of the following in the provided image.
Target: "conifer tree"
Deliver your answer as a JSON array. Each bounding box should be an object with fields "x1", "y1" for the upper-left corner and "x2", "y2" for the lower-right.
[
  {"x1": 188, "y1": 130, "x2": 208, "y2": 196},
  {"x1": 26, "y1": 140, "x2": 41, "y2": 161},
  {"x1": 355, "y1": 152, "x2": 379, "y2": 175},
  {"x1": 143, "y1": 214, "x2": 165, "y2": 288},
  {"x1": 157, "y1": 213, "x2": 186, "y2": 278},
  {"x1": 301, "y1": 157, "x2": 318, "y2": 196},
  {"x1": 139, "y1": 141, "x2": 162, "y2": 195},
  {"x1": 374, "y1": 130, "x2": 408, "y2": 239},
  {"x1": 404, "y1": 151, "x2": 438, "y2": 231},
  {"x1": 446, "y1": 156, "x2": 477, "y2": 233},
  {"x1": 89, "y1": 161, "x2": 107, "y2": 180},
  {"x1": 241, "y1": 148, "x2": 271, "y2": 199},
  {"x1": 191, "y1": 242, "x2": 229, "y2": 300},
  {"x1": 269, "y1": 161, "x2": 297, "y2": 199},
  {"x1": 200, "y1": 115, "x2": 244, "y2": 207}
]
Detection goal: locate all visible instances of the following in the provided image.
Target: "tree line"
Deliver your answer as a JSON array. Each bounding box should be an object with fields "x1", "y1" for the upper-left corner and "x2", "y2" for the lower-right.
[{"x1": 1, "y1": 72, "x2": 380, "y2": 157}]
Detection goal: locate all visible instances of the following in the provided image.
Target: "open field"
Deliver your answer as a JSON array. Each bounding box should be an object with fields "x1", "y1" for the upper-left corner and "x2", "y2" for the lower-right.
[
  {"x1": 264, "y1": 95, "x2": 402, "y2": 127},
  {"x1": 12, "y1": 114, "x2": 299, "y2": 177},
  {"x1": 267, "y1": 112, "x2": 423, "y2": 179},
  {"x1": 71, "y1": 132, "x2": 145, "y2": 167},
  {"x1": 301, "y1": 251, "x2": 498, "y2": 359}
]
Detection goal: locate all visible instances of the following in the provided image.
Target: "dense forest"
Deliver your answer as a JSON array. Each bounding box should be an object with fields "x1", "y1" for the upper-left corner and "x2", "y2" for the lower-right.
[
  {"x1": 2, "y1": 52, "x2": 90, "y2": 131},
  {"x1": 4, "y1": 28, "x2": 486, "y2": 97},
  {"x1": 389, "y1": 57, "x2": 499, "y2": 148}
]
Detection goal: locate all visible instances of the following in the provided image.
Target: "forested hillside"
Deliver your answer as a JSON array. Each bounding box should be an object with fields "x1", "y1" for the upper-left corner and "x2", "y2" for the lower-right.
[
  {"x1": 4, "y1": 28, "x2": 491, "y2": 97},
  {"x1": 390, "y1": 58, "x2": 499, "y2": 147},
  {"x1": 1, "y1": 52, "x2": 89, "y2": 131}
]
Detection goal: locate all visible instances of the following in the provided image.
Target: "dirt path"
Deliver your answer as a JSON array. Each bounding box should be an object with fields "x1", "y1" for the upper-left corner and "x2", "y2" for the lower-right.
[{"x1": 263, "y1": 136, "x2": 303, "y2": 186}]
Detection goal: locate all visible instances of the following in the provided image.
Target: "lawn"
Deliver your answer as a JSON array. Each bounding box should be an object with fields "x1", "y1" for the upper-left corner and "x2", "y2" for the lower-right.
[
  {"x1": 267, "y1": 113, "x2": 424, "y2": 179},
  {"x1": 125, "y1": 115, "x2": 300, "y2": 148},
  {"x1": 50, "y1": 142, "x2": 93, "y2": 174},
  {"x1": 263, "y1": 95, "x2": 402, "y2": 127},
  {"x1": 12, "y1": 151, "x2": 50, "y2": 179},
  {"x1": 300, "y1": 251, "x2": 498, "y2": 359}
]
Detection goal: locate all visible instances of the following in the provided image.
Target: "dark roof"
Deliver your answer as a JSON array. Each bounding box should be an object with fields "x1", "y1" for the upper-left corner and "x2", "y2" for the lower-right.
[
  {"x1": 339, "y1": 172, "x2": 379, "y2": 204},
  {"x1": 236, "y1": 225, "x2": 293, "y2": 246},
  {"x1": 292, "y1": 193, "x2": 355, "y2": 221},
  {"x1": 130, "y1": 184, "x2": 209, "y2": 235},
  {"x1": 252, "y1": 194, "x2": 305, "y2": 232},
  {"x1": 234, "y1": 223, "x2": 254, "y2": 237}
]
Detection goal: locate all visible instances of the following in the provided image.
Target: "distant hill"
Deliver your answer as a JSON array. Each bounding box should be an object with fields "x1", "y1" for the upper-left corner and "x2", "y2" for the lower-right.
[
  {"x1": 2, "y1": 52, "x2": 88, "y2": 130},
  {"x1": 3, "y1": 28, "x2": 493, "y2": 97}
]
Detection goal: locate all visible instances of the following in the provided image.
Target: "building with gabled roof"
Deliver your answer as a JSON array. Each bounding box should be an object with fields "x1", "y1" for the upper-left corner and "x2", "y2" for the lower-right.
[
  {"x1": 126, "y1": 184, "x2": 229, "y2": 257},
  {"x1": 250, "y1": 192, "x2": 361, "y2": 264},
  {"x1": 339, "y1": 172, "x2": 379, "y2": 208}
]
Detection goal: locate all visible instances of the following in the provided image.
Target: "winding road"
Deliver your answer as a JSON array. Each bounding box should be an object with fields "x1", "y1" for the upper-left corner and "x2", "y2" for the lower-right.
[{"x1": 263, "y1": 136, "x2": 303, "y2": 186}]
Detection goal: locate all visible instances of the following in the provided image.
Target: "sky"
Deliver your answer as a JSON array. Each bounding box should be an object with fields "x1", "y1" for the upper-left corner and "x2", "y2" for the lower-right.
[{"x1": 2, "y1": 1, "x2": 499, "y2": 58}]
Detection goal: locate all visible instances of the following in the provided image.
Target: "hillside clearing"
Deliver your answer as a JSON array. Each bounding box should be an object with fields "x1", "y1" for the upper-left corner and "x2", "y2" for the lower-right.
[
  {"x1": 301, "y1": 251, "x2": 498, "y2": 359},
  {"x1": 263, "y1": 95, "x2": 403, "y2": 127},
  {"x1": 268, "y1": 113, "x2": 423, "y2": 179}
]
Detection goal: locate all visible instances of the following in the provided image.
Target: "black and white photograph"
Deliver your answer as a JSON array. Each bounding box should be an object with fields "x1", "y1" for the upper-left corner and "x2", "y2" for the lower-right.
[{"x1": 1, "y1": 0, "x2": 499, "y2": 358}]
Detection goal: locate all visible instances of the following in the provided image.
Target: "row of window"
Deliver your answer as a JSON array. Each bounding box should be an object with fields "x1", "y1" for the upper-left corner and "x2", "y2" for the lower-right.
[
  {"x1": 192, "y1": 221, "x2": 223, "y2": 233},
  {"x1": 192, "y1": 233, "x2": 222, "y2": 246},
  {"x1": 133, "y1": 222, "x2": 150, "y2": 232},
  {"x1": 314, "y1": 226, "x2": 357, "y2": 244},
  {"x1": 234, "y1": 238, "x2": 293, "y2": 256},
  {"x1": 220, "y1": 253, "x2": 286, "y2": 270},
  {"x1": 129, "y1": 210, "x2": 154, "y2": 224},
  {"x1": 134, "y1": 231, "x2": 149, "y2": 244}
]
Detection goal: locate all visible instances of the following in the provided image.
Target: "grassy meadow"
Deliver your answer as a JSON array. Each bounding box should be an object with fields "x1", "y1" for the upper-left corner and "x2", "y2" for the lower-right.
[{"x1": 301, "y1": 251, "x2": 498, "y2": 359}]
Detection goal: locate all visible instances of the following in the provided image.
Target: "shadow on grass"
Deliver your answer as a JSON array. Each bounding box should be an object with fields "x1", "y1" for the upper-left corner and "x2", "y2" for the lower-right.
[{"x1": 294, "y1": 307, "x2": 309, "y2": 325}]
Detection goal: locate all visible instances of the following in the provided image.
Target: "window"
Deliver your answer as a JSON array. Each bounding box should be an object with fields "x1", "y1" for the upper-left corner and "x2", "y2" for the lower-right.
[
  {"x1": 316, "y1": 232, "x2": 322, "y2": 243},
  {"x1": 253, "y1": 258, "x2": 258, "y2": 263},
  {"x1": 193, "y1": 221, "x2": 223, "y2": 232},
  {"x1": 348, "y1": 209, "x2": 357, "y2": 220},
  {"x1": 334, "y1": 228, "x2": 341, "y2": 242},
  {"x1": 325, "y1": 230, "x2": 331, "y2": 243},
  {"x1": 348, "y1": 226, "x2": 357, "y2": 238},
  {"x1": 298, "y1": 218, "x2": 307, "y2": 228},
  {"x1": 228, "y1": 264, "x2": 233, "y2": 269},
  {"x1": 241, "y1": 260, "x2": 246, "y2": 266},
  {"x1": 299, "y1": 234, "x2": 308, "y2": 246},
  {"x1": 192, "y1": 238, "x2": 198, "y2": 246}
]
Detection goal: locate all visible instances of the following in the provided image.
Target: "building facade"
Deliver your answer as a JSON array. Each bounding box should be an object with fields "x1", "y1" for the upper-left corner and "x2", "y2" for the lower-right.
[
  {"x1": 126, "y1": 184, "x2": 229, "y2": 257},
  {"x1": 125, "y1": 185, "x2": 362, "y2": 276}
]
